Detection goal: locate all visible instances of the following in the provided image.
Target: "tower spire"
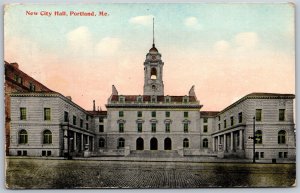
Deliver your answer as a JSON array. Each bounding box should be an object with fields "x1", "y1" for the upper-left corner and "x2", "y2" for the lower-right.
[{"x1": 152, "y1": 17, "x2": 155, "y2": 47}]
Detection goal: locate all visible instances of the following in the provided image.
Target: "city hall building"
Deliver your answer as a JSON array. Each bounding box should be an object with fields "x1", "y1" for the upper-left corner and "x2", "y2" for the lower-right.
[{"x1": 7, "y1": 41, "x2": 296, "y2": 162}]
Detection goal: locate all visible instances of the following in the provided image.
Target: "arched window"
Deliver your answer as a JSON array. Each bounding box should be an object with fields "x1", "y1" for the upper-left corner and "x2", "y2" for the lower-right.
[
  {"x1": 99, "y1": 138, "x2": 105, "y2": 148},
  {"x1": 152, "y1": 85, "x2": 156, "y2": 90},
  {"x1": 183, "y1": 138, "x2": 189, "y2": 148},
  {"x1": 203, "y1": 138, "x2": 208, "y2": 148},
  {"x1": 278, "y1": 130, "x2": 286, "y2": 144},
  {"x1": 255, "y1": 130, "x2": 262, "y2": 144},
  {"x1": 19, "y1": 129, "x2": 28, "y2": 144},
  {"x1": 118, "y1": 138, "x2": 125, "y2": 148},
  {"x1": 150, "y1": 68, "x2": 157, "y2": 79},
  {"x1": 43, "y1": 130, "x2": 52, "y2": 144}
]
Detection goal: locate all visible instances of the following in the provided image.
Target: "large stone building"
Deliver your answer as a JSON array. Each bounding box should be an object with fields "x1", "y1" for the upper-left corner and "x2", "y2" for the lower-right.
[{"x1": 7, "y1": 42, "x2": 296, "y2": 162}]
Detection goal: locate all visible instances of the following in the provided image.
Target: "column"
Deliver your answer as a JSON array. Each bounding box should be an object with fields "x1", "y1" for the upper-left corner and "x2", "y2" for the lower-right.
[
  {"x1": 217, "y1": 136, "x2": 220, "y2": 151},
  {"x1": 239, "y1": 130, "x2": 243, "y2": 150},
  {"x1": 64, "y1": 129, "x2": 68, "y2": 153},
  {"x1": 230, "y1": 132, "x2": 234, "y2": 151},
  {"x1": 81, "y1": 134, "x2": 84, "y2": 151},
  {"x1": 87, "y1": 136, "x2": 90, "y2": 150},
  {"x1": 224, "y1": 134, "x2": 227, "y2": 151},
  {"x1": 92, "y1": 137, "x2": 95, "y2": 151},
  {"x1": 74, "y1": 132, "x2": 77, "y2": 151},
  {"x1": 212, "y1": 137, "x2": 215, "y2": 152}
]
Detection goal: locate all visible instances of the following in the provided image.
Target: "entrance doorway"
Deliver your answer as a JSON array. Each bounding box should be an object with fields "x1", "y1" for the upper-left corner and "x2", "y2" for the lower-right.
[
  {"x1": 136, "y1": 137, "x2": 144, "y2": 150},
  {"x1": 150, "y1": 138, "x2": 158, "y2": 150},
  {"x1": 164, "y1": 138, "x2": 172, "y2": 150}
]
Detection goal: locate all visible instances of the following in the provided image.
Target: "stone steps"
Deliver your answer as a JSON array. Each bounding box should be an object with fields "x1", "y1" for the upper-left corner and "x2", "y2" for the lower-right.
[{"x1": 127, "y1": 150, "x2": 182, "y2": 158}]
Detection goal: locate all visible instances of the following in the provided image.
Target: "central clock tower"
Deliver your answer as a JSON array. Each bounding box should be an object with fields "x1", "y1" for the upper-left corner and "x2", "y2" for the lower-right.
[{"x1": 143, "y1": 43, "x2": 164, "y2": 96}]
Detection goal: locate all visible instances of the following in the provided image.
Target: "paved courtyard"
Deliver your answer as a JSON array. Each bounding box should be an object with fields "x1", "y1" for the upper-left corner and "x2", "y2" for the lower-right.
[{"x1": 6, "y1": 157, "x2": 296, "y2": 189}]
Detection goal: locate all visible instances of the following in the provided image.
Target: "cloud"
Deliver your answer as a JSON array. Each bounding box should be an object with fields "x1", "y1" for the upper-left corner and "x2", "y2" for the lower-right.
[
  {"x1": 184, "y1": 17, "x2": 202, "y2": 29},
  {"x1": 66, "y1": 26, "x2": 92, "y2": 52},
  {"x1": 234, "y1": 32, "x2": 259, "y2": 49},
  {"x1": 96, "y1": 37, "x2": 122, "y2": 55},
  {"x1": 129, "y1": 15, "x2": 154, "y2": 26},
  {"x1": 214, "y1": 40, "x2": 231, "y2": 53}
]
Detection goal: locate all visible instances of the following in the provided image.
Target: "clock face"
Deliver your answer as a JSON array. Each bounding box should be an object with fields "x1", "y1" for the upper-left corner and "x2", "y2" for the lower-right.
[{"x1": 152, "y1": 55, "x2": 156, "y2": 60}]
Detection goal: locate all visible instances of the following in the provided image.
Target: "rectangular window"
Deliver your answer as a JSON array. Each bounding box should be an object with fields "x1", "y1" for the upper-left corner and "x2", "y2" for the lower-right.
[
  {"x1": 218, "y1": 116, "x2": 220, "y2": 121},
  {"x1": 284, "y1": 152, "x2": 288, "y2": 158},
  {"x1": 165, "y1": 111, "x2": 170, "y2": 117},
  {"x1": 151, "y1": 123, "x2": 156, "y2": 133},
  {"x1": 184, "y1": 112, "x2": 188, "y2": 118},
  {"x1": 119, "y1": 123, "x2": 124, "y2": 133},
  {"x1": 14, "y1": 74, "x2": 18, "y2": 82},
  {"x1": 137, "y1": 123, "x2": 142, "y2": 132},
  {"x1": 29, "y1": 83, "x2": 35, "y2": 91},
  {"x1": 238, "y1": 112, "x2": 243, "y2": 123},
  {"x1": 119, "y1": 111, "x2": 124, "y2": 117},
  {"x1": 218, "y1": 124, "x2": 220, "y2": 130},
  {"x1": 184, "y1": 123, "x2": 189, "y2": 133},
  {"x1": 183, "y1": 98, "x2": 188, "y2": 103},
  {"x1": 47, "y1": 151, "x2": 51, "y2": 156},
  {"x1": 165, "y1": 98, "x2": 170, "y2": 103},
  {"x1": 42, "y1": 151, "x2": 46, "y2": 156},
  {"x1": 260, "y1": 152, "x2": 264, "y2": 158},
  {"x1": 203, "y1": 125, "x2": 208, "y2": 133},
  {"x1": 44, "y1": 108, "x2": 51, "y2": 121},
  {"x1": 99, "y1": 125, "x2": 104, "y2": 132},
  {"x1": 23, "y1": 151, "x2": 27, "y2": 156},
  {"x1": 17, "y1": 151, "x2": 22, "y2": 156},
  {"x1": 279, "y1": 109, "x2": 285, "y2": 121},
  {"x1": 137, "y1": 97, "x2": 142, "y2": 102},
  {"x1": 279, "y1": 152, "x2": 283, "y2": 158},
  {"x1": 80, "y1": 119, "x2": 83, "y2": 128},
  {"x1": 99, "y1": 117, "x2": 103, "y2": 122},
  {"x1": 255, "y1": 152, "x2": 259, "y2": 160},
  {"x1": 20, "y1": 108, "x2": 26, "y2": 120},
  {"x1": 86, "y1": 114, "x2": 89, "y2": 121},
  {"x1": 64, "y1": 111, "x2": 69, "y2": 122},
  {"x1": 203, "y1": 118, "x2": 208, "y2": 123},
  {"x1": 73, "y1": 115, "x2": 77, "y2": 125},
  {"x1": 152, "y1": 111, "x2": 156, "y2": 117},
  {"x1": 230, "y1": 116, "x2": 234, "y2": 126},
  {"x1": 224, "y1": 120, "x2": 227, "y2": 128},
  {"x1": 86, "y1": 123, "x2": 89, "y2": 130},
  {"x1": 165, "y1": 123, "x2": 170, "y2": 133},
  {"x1": 137, "y1": 111, "x2": 142, "y2": 117},
  {"x1": 256, "y1": 109, "x2": 262, "y2": 121}
]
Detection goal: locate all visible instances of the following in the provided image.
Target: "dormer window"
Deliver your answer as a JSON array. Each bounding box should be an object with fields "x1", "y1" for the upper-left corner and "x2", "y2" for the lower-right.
[
  {"x1": 151, "y1": 95, "x2": 157, "y2": 103},
  {"x1": 119, "y1": 96, "x2": 125, "y2": 103},
  {"x1": 183, "y1": 96, "x2": 189, "y2": 103},
  {"x1": 165, "y1": 96, "x2": 171, "y2": 103},
  {"x1": 137, "y1": 96, "x2": 143, "y2": 103}
]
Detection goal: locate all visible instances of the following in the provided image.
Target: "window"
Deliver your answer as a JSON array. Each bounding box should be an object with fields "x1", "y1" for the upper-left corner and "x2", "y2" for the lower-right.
[
  {"x1": 284, "y1": 152, "x2": 288, "y2": 158},
  {"x1": 29, "y1": 83, "x2": 35, "y2": 91},
  {"x1": 119, "y1": 111, "x2": 124, "y2": 117},
  {"x1": 86, "y1": 123, "x2": 89, "y2": 130},
  {"x1": 86, "y1": 114, "x2": 89, "y2": 121},
  {"x1": 238, "y1": 112, "x2": 243, "y2": 123},
  {"x1": 260, "y1": 152, "x2": 264, "y2": 158},
  {"x1": 73, "y1": 115, "x2": 77, "y2": 125},
  {"x1": 99, "y1": 125, "x2": 104, "y2": 132},
  {"x1": 137, "y1": 96, "x2": 142, "y2": 103},
  {"x1": 20, "y1": 108, "x2": 26, "y2": 120},
  {"x1": 165, "y1": 98, "x2": 170, "y2": 103},
  {"x1": 203, "y1": 125, "x2": 208, "y2": 133},
  {"x1": 230, "y1": 116, "x2": 234, "y2": 126},
  {"x1": 224, "y1": 120, "x2": 227, "y2": 128},
  {"x1": 279, "y1": 109, "x2": 285, "y2": 121},
  {"x1": 17, "y1": 76, "x2": 23, "y2": 84},
  {"x1": 17, "y1": 151, "x2": 22, "y2": 156},
  {"x1": 118, "y1": 138, "x2": 125, "y2": 148},
  {"x1": 14, "y1": 74, "x2": 18, "y2": 82},
  {"x1": 151, "y1": 123, "x2": 156, "y2": 133},
  {"x1": 99, "y1": 138, "x2": 105, "y2": 148},
  {"x1": 184, "y1": 112, "x2": 188, "y2": 118},
  {"x1": 184, "y1": 123, "x2": 189, "y2": 133},
  {"x1": 47, "y1": 151, "x2": 51, "y2": 156},
  {"x1": 152, "y1": 111, "x2": 156, "y2": 117},
  {"x1": 42, "y1": 151, "x2": 46, "y2": 156},
  {"x1": 152, "y1": 85, "x2": 156, "y2": 90},
  {"x1": 150, "y1": 68, "x2": 157, "y2": 80},
  {"x1": 256, "y1": 109, "x2": 262, "y2": 122},
  {"x1": 137, "y1": 123, "x2": 142, "y2": 132},
  {"x1": 255, "y1": 152, "x2": 259, "y2": 160},
  {"x1": 137, "y1": 111, "x2": 142, "y2": 117},
  {"x1": 80, "y1": 119, "x2": 83, "y2": 128},
  {"x1": 218, "y1": 124, "x2": 220, "y2": 130},
  {"x1": 165, "y1": 123, "x2": 170, "y2": 133},
  {"x1": 165, "y1": 111, "x2": 170, "y2": 117},
  {"x1": 278, "y1": 130, "x2": 286, "y2": 144},
  {"x1": 119, "y1": 97, "x2": 125, "y2": 103},
  {"x1": 255, "y1": 130, "x2": 262, "y2": 144},
  {"x1": 203, "y1": 138, "x2": 208, "y2": 148},
  {"x1": 43, "y1": 130, "x2": 52, "y2": 144},
  {"x1": 19, "y1": 129, "x2": 28, "y2": 144},
  {"x1": 64, "y1": 111, "x2": 69, "y2": 122},
  {"x1": 183, "y1": 98, "x2": 188, "y2": 103},
  {"x1": 218, "y1": 116, "x2": 220, "y2": 121},
  {"x1": 44, "y1": 108, "x2": 51, "y2": 121},
  {"x1": 183, "y1": 138, "x2": 189, "y2": 148},
  {"x1": 99, "y1": 117, "x2": 103, "y2": 122},
  {"x1": 22, "y1": 151, "x2": 27, "y2": 156},
  {"x1": 203, "y1": 118, "x2": 208, "y2": 123},
  {"x1": 151, "y1": 96, "x2": 156, "y2": 103},
  {"x1": 119, "y1": 123, "x2": 124, "y2": 133},
  {"x1": 279, "y1": 152, "x2": 283, "y2": 158}
]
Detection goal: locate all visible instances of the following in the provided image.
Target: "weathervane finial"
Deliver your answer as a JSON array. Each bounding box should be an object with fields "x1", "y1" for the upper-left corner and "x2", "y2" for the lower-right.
[{"x1": 152, "y1": 17, "x2": 155, "y2": 47}]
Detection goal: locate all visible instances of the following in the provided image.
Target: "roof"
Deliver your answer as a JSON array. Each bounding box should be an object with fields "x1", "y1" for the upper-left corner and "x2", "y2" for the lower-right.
[
  {"x1": 110, "y1": 95, "x2": 198, "y2": 102},
  {"x1": 149, "y1": 44, "x2": 158, "y2": 53},
  {"x1": 86, "y1": 110, "x2": 107, "y2": 116},
  {"x1": 200, "y1": 111, "x2": 220, "y2": 117}
]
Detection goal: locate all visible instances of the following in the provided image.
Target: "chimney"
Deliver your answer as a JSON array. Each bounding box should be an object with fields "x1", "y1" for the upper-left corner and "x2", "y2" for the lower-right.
[
  {"x1": 66, "y1": 96, "x2": 72, "y2": 101},
  {"x1": 11, "y1": 62, "x2": 19, "y2": 69},
  {"x1": 93, "y1": 100, "x2": 96, "y2": 111}
]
